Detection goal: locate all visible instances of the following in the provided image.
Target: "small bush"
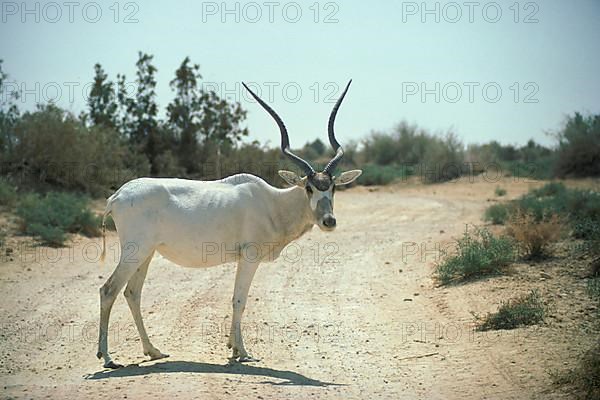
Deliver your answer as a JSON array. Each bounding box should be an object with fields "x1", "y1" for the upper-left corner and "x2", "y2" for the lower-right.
[
  {"x1": 500, "y1": 158, "x2": 555, "y2": 180},
  {"x1": 506, "y1": 211, "x2": 565, "y2": 259},
  {"x1": 0, "y1": 178, "x2": 17, "y2": 207},
  {"x1": 436, "y1": 227, "x2": 516, "y2": 284},
  {"x1": 16, "y1": 192, "x2": 101, "y2": 246},
  {"x1": 488, "y1": 183, "x2": 600, "y2": 241},
  {"x1": 421, "y1": 132, "x2": 464, "y2": 183},
  {"x1": 361, "y1": 124, "x2": 464, "y2": 184},
  {"x1": 476, "y1": 290, "x2": 545, "y2": 331},
  {"x1": 357, "y1": 164, "x2": 409, "y2": 186},
  {"x1": 484, "y1": 203, "x2": 511, "y2": 225},
  {"x1": 588, "y1": 277, "x2": 600, "y2": 303},
  {"x1": 573, "y1": 217, "x2": 600, "y2": 242},
  {"x1": 567, "y1": 190, "x2": 600, "y2": 240},
  {"x1": 531, "y1": 181, "x2": 567, "y2": 197},
  {"x1": 554, "y1": 112, "x2": 600, "y2": 178},
  {"x1": 9, "y1": 104, "x2": 143, "y2": 196},
  {"x1": 495, "y1": 186, "x2": 507, "y2": 197}
]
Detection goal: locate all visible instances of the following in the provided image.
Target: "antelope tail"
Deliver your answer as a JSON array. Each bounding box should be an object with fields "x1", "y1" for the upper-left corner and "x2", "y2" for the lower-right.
[{"x1": 100, "y1": 195, "x2": 116, "y2": 265}]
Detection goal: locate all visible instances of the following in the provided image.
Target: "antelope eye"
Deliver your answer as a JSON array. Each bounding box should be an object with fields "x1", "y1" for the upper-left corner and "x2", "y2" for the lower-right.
[{"x1": 306, "y1": 185, "x2": 313, "y2": 194}]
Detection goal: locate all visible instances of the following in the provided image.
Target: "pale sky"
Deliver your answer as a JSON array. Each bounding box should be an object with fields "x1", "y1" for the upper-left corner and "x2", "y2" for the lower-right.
[{"x1": 1, "y1": 0, "x2": 599, "y2": 148}]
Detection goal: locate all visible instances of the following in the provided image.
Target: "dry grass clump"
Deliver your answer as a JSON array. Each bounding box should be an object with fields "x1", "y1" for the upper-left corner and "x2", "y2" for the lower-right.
[{"x1": 506, "y1": 211, "x2": 565, "y2": 259}]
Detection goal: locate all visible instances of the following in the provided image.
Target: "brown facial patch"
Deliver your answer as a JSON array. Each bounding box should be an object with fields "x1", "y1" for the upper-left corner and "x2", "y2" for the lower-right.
[{"x1": 308, "y1": 172, "x2": 333, "y2": 191}]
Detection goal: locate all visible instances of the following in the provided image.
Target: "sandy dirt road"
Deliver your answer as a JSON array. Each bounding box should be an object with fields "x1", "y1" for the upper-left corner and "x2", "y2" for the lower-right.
[{"x1": 0, "y1": 177, "x2": 594, "y2": 399}]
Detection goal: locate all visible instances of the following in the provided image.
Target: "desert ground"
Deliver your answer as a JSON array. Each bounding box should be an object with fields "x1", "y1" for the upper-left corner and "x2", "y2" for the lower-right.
[{"x1": 1, "y1": 176, "x2": 598, "y2": 399}]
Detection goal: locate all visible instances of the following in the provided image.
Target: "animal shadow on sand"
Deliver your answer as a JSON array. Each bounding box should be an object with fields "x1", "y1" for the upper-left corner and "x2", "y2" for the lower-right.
[{"x1": 85, "y1": 360, "x2": 340, "y2": 387}]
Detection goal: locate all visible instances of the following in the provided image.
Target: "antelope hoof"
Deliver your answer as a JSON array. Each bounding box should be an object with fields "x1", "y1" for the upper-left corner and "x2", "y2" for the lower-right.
[
  {"x1": 104, "y1": 360, "x2": 124, "y2": 369},
  {"x1": 150, "y1": 352, "x2": 169, "y2": 361},
  {"x1": 237, "y1": 355, "x2": 260, "y2": 363},
  {"x1": 145, "y1": 349, "x2": 169, "y2": 361}
]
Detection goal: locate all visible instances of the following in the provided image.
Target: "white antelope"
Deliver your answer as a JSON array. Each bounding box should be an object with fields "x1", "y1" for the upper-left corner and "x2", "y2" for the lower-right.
[{"x1": 97, "y1": 80, "x2": 362, "y2": 368}]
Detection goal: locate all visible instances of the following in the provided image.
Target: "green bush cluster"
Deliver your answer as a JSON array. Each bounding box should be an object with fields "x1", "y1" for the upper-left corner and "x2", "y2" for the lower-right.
[
  {"x1": 467, "y1": 139, "x2": 555, "y2": 180},
  {"x1": 16, "y1": 192, "x2": 101, "y2": 246},
  {"x1": 476, "y1": 290, "x2": 545, "y2": 331},
  {"x1": 2, "y1": 57, "x2": 600, "y2": 205},
  {"x1": 484, "y1": 203, "x2": 511, "y2": 225},
  {"x1": 356, "y1": 164, "x2": 410, "y2": 186},
  {"x1": 588, "y1": 277, "x2": 600, "y2": 301},
  {"x1": 555, "y1": 113, "x2": 600, "y2": 178},
  {"x1": 485, "y1": 182, "x2": 600, "y2": 241},
  {"x1": 7, "y1": 104, "x2": 145, "y2": 197},
  {"x1": 0, "y1": 178, "x2": 17, "y2": 207},
  {"x1": 361, "y1": 124, "x2": 464, "y2": 183},
  {"x1": 435, "y1": 227, "x2": 516, "y2": 284}
]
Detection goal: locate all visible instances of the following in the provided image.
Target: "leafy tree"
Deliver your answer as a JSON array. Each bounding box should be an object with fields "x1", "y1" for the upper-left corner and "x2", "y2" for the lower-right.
[
  {"x1": 0, "y1": 60, "x2": 20, "y2": 157},
  {"x1": 167, "y1": 57, "x2": 202, "y2": 173},
  {"x1": 198, "y1": 90, "x2": 248, "y2": 152},
  {"x1": 555, "y1": 112, "x2": 600, "y2": 177},
  {"x1": 307, "y1": 138, "x2": 326, "y2": 156},
  {"x1": 167, "y1": 56, "x2": 248, "y2": 175},
  {"x1": 119, "y1": 52, "x2": 161, "y2": 174},
  {"x1": 87, "y1": 63, "x2": 118, "y2": 129}
]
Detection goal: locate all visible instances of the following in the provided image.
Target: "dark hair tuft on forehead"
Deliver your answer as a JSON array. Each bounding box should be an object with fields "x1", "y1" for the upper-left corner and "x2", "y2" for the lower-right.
[{"x1": 309, "y1": 172, "x2": 333, "y2": 191}]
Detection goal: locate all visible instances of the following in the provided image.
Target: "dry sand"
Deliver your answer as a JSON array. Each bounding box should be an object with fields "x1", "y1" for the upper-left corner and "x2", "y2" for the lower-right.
[{"x1": 1, "y1": 176, "x2": 598, "y2": 399}]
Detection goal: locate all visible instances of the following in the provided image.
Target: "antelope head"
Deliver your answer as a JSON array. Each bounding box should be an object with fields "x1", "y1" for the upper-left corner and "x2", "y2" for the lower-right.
[{"x1": 243, "y1": 80, "x2": 362, "y2": 231}]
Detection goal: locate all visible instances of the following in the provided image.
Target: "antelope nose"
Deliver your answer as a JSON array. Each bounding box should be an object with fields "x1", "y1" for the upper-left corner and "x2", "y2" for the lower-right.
[{"x1": 323, "y1": 215, "x2": 336, "y2": 228}]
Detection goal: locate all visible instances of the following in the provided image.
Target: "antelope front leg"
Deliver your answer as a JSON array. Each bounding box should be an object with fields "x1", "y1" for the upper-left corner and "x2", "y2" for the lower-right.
[{"x1": 227, "y1": 259, "x2": 259, "y2": 362}]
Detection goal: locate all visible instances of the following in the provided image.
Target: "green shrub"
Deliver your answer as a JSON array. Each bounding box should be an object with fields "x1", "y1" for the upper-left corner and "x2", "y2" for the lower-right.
[
  {"x1": 357, "y1": 164, "x2": 409, "y2": 186},
  {"x1": 490, "y1": 183, "x2": 600, "y2": 241},
  {"x1": 555, "y1": 112, "x2": 600, "y2": 178},
  {"x1": 484, "y1": 203, "x2": 511, "y2": 225},
  {"x1": 566, "y1": 191, "x2": 600, "y2": 240},
  {"x1": 436, "y1": 227, "x2": 516, "y2": 284},
  {"x1": 16, "y1": 192, "x2": 101, "y2": 246},
  {"x1": 495, "y1": 186, "x2": 507, "y2": 196},
  {"x1": 10, "y1": 104, "x2": 143, "y2": 196},
  {"x1": 531, "y1": 181, "x2": 567, "y2": 197},
  {"x1": 521, "y1": 187, "x2": 600, "y2": 240},
  {"x1": 0, "y1": 178, "x2": 17, "y2": 207},
  {"x1": 420, "y1": 132, "x2": 464, "y2": 183},
  {"x1": 573, "y1": 218, "x2": 600, "y2": 242},
  {"x1": 588, "y1": 277, "x2": 600, "y2": 303},
  {"x1": 500, "y1": 158, "x2": 555, "y2": 180},
  {"x1": 475, "y1": 290, "x2": 545, "y2": 331},
  {"x1": 361, "y1": 123, "x2": 464, "y2": 184},
  {"x1": 467, "y1": 139, "x2": 555, "y2": 180}
]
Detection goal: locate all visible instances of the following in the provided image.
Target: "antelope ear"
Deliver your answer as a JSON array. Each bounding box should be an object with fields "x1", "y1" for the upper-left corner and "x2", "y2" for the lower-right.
[
  {"x1": 334, "y1": 169, "x2": 362, "y2": 186},
  {"x1": 278, "y1": 170, "x2": 306, "y2": 186}
]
